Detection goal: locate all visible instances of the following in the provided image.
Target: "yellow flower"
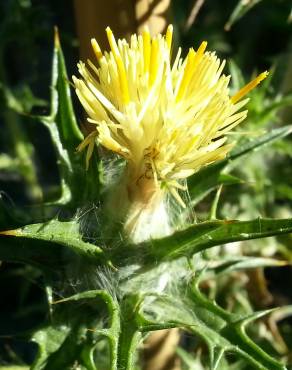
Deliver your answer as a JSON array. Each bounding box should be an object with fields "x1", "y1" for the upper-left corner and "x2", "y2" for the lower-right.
[{"x1": 73, "y1": 25, "x2": 268, "y2": 207}]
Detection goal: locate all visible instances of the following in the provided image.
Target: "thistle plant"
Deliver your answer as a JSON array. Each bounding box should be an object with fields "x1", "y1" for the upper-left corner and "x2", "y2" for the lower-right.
[{"x1": 1, "y1": 24, "x2": 292, "y2": 370}]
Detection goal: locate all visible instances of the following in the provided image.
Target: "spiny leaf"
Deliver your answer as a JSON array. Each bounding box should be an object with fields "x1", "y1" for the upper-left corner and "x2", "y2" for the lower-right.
[
  {"x1": 32, "y1": 28, "x2": 100, "y2": 207},
  {"x1": 53, "y1": 290, "x2": 119, "y2": 329},
  {"x1": 119, "y1": 217, "x2": 292, "y2": 265},
  {"x1": 52, "y1": 28, "x2": 83, "y2": 147},
  {"x1": 52, "y1": 290, "x2": 120, "y2": 370},
  {"x1": 0, "y1": 219, "x2": 103, "y2": 268},
  {"x1": 138, "y1": 280, "x2": 287, "y2": 370},
  {"x1": 31, "y1": 289, "x2": 120, "y2": 370}
]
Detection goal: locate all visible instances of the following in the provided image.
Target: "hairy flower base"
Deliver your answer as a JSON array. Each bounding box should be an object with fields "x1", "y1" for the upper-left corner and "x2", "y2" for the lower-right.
[
  {"x1": 124, "y1": 178, "x2": 171, "y2": 243},
  {"x1": 106, "y1": 165, "x2": 171, "y2": 243}
]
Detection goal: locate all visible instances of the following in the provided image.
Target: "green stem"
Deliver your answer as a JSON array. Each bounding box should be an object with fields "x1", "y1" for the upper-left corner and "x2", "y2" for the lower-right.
[
  {"x1": 209, "y1": 185, "x2": 223, "y2": 220},
  {"x1": 80, "y1": 344, "x2": 97, "y2": 370},
  {"x1": 117, "y1": 323, "x2": 141, "y2": 370},
  {"x1": 116, "y1": 296, "x2": 141, "y2": 370}
]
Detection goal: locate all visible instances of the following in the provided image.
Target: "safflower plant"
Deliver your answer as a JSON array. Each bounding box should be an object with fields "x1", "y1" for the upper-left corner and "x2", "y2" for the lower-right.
[{"x1": 1, "y1": 26, "x2": 292, "y2": 370}]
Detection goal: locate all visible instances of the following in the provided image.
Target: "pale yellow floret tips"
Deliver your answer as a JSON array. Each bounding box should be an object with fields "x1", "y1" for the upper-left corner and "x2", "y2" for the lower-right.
[
  {"x1": 165, "y1": 24, "x2": 173, "y2": 51},
  {"x1": 176, "y1": 41, "x2": 207, "y2": 102},
  {"x1": 149, "y1": 38, "x2": 159, "y2": 87},
  {"x1": 106, "y1": 27, "x2": 130, "y2": 104},
  {"x1": 142, "y1": 27, "x2": 151, "y2": 74},
  {"x1": 91, "y1": 38, "x2": 103, "y2": 61},
  {"x1": 231, "y1": 71, "x2": 269, "y2": 104}
]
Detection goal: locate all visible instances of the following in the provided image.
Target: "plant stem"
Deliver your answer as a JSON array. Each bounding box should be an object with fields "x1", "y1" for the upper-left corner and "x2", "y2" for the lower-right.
[
  {"x1": 116, "y1": 296, "x2": 141, "y2": 370},
  {"x1": 117, "y1": 323, "x2": 141, "y2": 370}
]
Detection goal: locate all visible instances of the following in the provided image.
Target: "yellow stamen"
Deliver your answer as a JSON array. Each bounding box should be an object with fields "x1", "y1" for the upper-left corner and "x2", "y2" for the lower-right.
[
  {"x1": 231, "y1": 71, "x2": 269, "y2": 104},
  {"x1": 165, "y1": 24, "x2": 173, "y2": 51},
  {"x1": 106, "y1": 27, "x2": 130, "y2": 104},
  {"x1": 149, "y1": 38, "x2": 159, "y2": 86},
  {"x1": 106, "y1": 27, "x2": 120, "y2": 57},
  {"x1": 176, "y1": 49, "x2": 195, "y2": 102},
  {"x1": 91, "y1": 39, "x2": 103, "y2": 61},
  {"x1": 196, "y1": 41, "x2": 208, "y2": 59},
  {"x1": 176, "y1": 41, "x2": 207, "y2": 102},
  {"x1": 116, "y1": 57, "x2": 130, "y2": 104},
  {"x1": 143, "y1": 27, "x2": 151, "y2": 74}
]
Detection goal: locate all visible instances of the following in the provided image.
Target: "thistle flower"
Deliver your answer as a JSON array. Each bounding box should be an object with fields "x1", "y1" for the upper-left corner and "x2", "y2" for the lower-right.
[{"x1": 73, "y1": 26, "x2": 268, "y2": 242}]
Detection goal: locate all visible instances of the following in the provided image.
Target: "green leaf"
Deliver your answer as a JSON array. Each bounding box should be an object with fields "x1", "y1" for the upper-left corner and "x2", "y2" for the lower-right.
[
  {"x1": 209, "y1": 256, "x2": 287, "y2": 276},
  {"x1": 32, "y1": 290, "x2": 121, "y2": 370},
  {"x1": 119, "y1": 217, "x2": 292, "y2": 266},
  {"x1": 187, "y1": 125, "x2": 292, "y2": 205},
  {"x1": 31, "y1": 319, "x2": 96, "y2": 370},
  {"x1": 225, "y1": 0, "x2": 264, "y2": 31},
  {"x1": 255, "y1": 93, "x2": 292, "y2": 123},
  {"x1": 51, "y1": 29, "x2": 83, "y2": 148},
  {"x1": 228, "y1": 125, "x2": 292, "y2": 162},
  {"x1": 31, "y1": 326, "x2": 70, "y2": 370},
  {"x1": 187, "y1": 163, "x2": 242, "y2": 205},
  {"x1": 138, "y1": 278, "x2": 287, "y2": 370},
  {"x1": 0, "y1": 83, "x2": 47, "y2": 115},
  {"x1": 33, "y1": 29, "x2": 100, "y2": 207},
  {"x1": 0, "y1": 219, "x2": 103, "y2": 269},
  {"x1": 228, "y1": 60, "x2": 245, "y2": 93}
]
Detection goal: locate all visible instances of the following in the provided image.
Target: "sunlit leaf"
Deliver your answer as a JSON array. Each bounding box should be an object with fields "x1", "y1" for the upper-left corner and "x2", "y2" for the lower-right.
[
  {"x1": 32, "y1": 29, "x2": 100, "y2": 207},
  {"x1": 0, "y1": 219, "x2": 103, "y2": 269},
  {"x1": 119, "y1": 217, "x2": 292, "y2": 265}
]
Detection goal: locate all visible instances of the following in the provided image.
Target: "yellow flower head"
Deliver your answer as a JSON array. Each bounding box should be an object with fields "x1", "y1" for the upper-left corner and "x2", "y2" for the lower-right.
[{"x1": 73, "y1": 25, "x2": 268, "y2": 205}]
